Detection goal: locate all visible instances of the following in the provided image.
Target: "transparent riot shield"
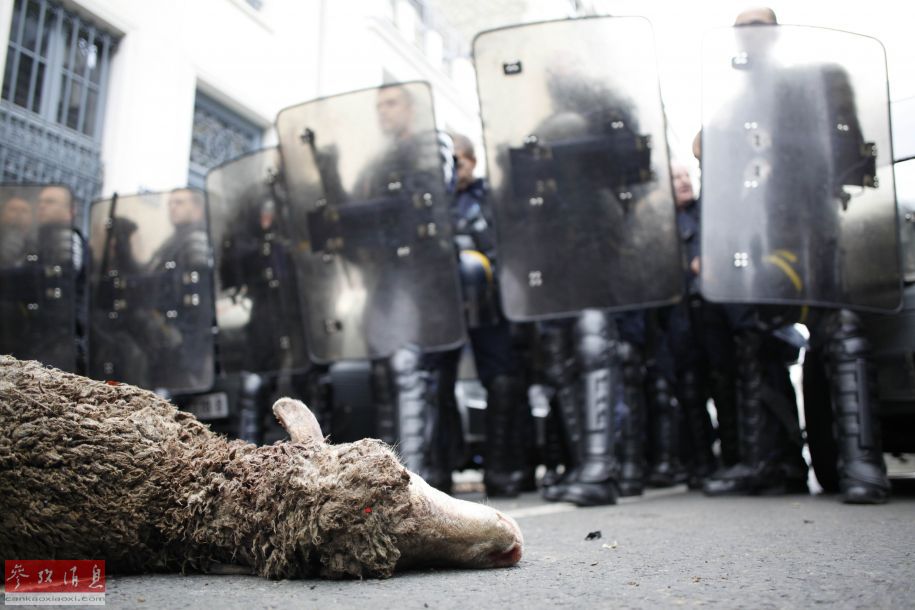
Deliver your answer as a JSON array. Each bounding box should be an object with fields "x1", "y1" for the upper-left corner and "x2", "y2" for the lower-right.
[
  {"x1": 700, "y1": 25, "x2": 900, "y2": 312},
  {"x1": 895, "y1": 159, "x2": 915, "y2": 283},
  {"x1": 206, "y1": 148, "x2": 311, "y2": 374},
  {"x1": 473, "y1": 16, "x2": 682, "y2": 321},
  {"x1": 276, "y1": 82, "x2": 465, "y2": 362},
  {"x1": 0, "y1": 184, "x2": 80, "y2": 371},
  {"x1": 88, "y1": 189, "x2": 215, "y2": 393}
]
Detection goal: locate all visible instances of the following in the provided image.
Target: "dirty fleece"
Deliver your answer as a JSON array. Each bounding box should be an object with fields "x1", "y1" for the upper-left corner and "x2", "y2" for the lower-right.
[{"x1": 0, "y1": 356, "x2": 417, "y2": 578}]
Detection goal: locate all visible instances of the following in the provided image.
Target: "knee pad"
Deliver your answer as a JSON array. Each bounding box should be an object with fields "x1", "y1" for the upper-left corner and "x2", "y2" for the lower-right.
[
  {"x1": 389, "y1": 345, "x2": 422, "y2": 375},
  {"x1": 575, "y1": 310, "x2": 615, "y2": 371},
  {"x1": 824, "y1": 310, "x2": 870, "y2": 361},
  {"x1": 574, "y1": 309, "x2": 612, "y2": 341},
  {"x1": 577, "y1": 334, "x2": 613, "y2": 371}
]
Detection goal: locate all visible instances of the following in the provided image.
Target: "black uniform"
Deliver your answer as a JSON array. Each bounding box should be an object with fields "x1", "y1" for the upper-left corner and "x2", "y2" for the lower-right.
[{"x1": 439, "y1": 176, "x2": 528, "y2": 497}]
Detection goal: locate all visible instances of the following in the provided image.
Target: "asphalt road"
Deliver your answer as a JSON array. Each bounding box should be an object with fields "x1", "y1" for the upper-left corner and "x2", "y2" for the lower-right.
[{"x1": 46, "y1": 481, "x2": 913, "y2": 610}]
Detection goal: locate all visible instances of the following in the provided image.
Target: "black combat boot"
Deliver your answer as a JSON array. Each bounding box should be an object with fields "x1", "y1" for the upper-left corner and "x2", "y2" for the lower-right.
[
  {"x1": 646, "y1": 375, "x2": 682, "y2": 487},
  {"x1": 678, "y1": 368, "x2": 717, "y2": 489},
  {"x1": 617, "y1": 340, "x2": 646, "y2": 497},
  {"x1": 538, "y1": 322, "x2": 583, "y2": 502},
  {"x1": 555, "y1": 310, "x2": 620, "y2": 506},
  {"x1": 484, "y1": 375, "x2": 527, "y2": 497},
  {"x1": 703, "y1": 330, "x2": 787, "y2": 495},
  {"x1": 823, "y1": 310, "x2": 890, "y2": 504},
  {"x1": 389, "y1": 346, "x2": 451, "y2": 493}
]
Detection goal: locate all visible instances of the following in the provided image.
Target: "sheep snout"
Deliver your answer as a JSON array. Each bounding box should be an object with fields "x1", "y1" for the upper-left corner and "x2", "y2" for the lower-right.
[{"x1": 399, "y1": 473, "x2": 524, "y2": 569}]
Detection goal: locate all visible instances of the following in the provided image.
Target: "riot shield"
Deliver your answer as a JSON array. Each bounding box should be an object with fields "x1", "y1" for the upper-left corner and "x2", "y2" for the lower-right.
[
  {"x1": 700, "y1": 25, "x2": 900, "y2": 312},
  {"x1": 473, "y1": 16, "x2": 682, "y2": 321},
  {"x1": 276, "y1": 82, "x2": 465, "y2": 362},
  {"x1": 896, "y1": 160, "x2": 915, "y2": 283},
  {"x1": 206, "y1": 148, "x2": 311, "y2": 374},
  {"x1": 88, "y1": 189, "x2": 215, "y2": 394},
  {"x1": 0, "y1": 184, "x2": 80, "y2": 371}
]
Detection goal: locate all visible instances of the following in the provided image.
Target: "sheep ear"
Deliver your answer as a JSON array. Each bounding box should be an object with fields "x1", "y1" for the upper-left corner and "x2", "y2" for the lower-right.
[{"x1": 272, "y1": 397, "x2": 326, "y2": 445}]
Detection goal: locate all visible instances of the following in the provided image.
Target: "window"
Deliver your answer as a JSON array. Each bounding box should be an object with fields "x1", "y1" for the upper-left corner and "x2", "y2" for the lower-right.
[
  {"x1": 0, "y1": 0, "x2": 118, "y2": 210},
  {"x1": 2, "y1": 0, "x2": 116, "y2": 139},
  {"x1": 187, "y1": 91, "x2": 262, "y2": 189}
]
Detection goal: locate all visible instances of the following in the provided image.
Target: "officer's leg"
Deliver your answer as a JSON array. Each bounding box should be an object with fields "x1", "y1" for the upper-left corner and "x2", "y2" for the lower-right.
[
  {"x1": 644, "y1": 322, "x2": 682, "y2": 488},
  {"x1": 510, "y1": 322, "x2": 542, "y2": 491},
  {"x1": 819, "y1": 309, "x2": 890, "y2": 504},
  {"x1": 703, "y1": 327, "x2": 785, "y2": 495},
  {"x1": 646, "y1": 371, "x2": 681, "y2": 488},
  {"x1": 483, "y1": 375, "x2": 527, "y2": 496},
  {"x1": 538, "y1": 320, "x2": 582, "y2": 502},
  {"x1": 708, "y1": 370, "x2": 740, "y2": 468},
  {"x1": 702, "y1": 303, "x2": 740, "y2": 468},
  {"x1": 387, "y1": 345, "x2": 450, "y2": 492},
  {"x1": 670, "y1": 298, "x2": 715, "y2": 487},
  {"x1": 555, "y1": 309, "x2": 620, "y2": 506},
  {"x1": 617, "y1": 338, "x2": 646, "y2": 497},
  {"x1": 614, "y1": 311, "x2": 648, "y2": 497},
  {"x1": 761, "y1": 336, "x2": 808, "y2": 491},
  {"x1": 678, "y1": 367, "x2": 716, "y2": 488},
  {"x1": 430, "y1": 348, "x2": 462, "y2": 495},
  {"x1": 471, "y1": 322, "x2": 527, "y2": 498},
  {"x1": 539, "y1": 401, "x2": 568, "y2": 488}
]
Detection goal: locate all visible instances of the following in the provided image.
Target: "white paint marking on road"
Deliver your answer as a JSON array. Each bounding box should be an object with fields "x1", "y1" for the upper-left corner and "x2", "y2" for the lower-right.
[{"x1": 505, "y1": 485, "x2": 689, "y2": 519}]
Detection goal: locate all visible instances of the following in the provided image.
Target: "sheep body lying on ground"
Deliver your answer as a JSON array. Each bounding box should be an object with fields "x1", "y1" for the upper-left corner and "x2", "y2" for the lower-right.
[{"x1": 0, "y1": 356, "x2": 523, "y2": 578}]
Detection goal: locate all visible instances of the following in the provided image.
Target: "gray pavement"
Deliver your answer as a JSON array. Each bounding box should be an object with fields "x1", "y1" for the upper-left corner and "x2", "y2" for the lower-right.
[{"x1": 72, "y1": 483, "x2": 915, "y2": 609}]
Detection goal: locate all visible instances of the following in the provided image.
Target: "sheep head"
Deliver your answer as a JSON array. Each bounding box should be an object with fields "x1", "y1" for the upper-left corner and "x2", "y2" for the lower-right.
[{"x1": 272, "y1": 398, "x2": 523, "y2": 572}]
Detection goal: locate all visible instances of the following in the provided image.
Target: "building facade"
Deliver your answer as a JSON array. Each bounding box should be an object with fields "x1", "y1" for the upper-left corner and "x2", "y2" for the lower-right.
[{"x1": 0, "y1": 0, "x2": 498, "y2": 208}]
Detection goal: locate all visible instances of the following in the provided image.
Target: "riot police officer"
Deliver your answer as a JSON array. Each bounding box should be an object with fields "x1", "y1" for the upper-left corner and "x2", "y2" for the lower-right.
[
  {"x1": 694, "y1": 9, "x2": 810, "y2": 494},
  {"x1": 0, "y1": 185, "x2": 87, "y2": 373},
  {"x1": 212, "y1": 164, "x2": 315, "y2": 443},
  {"x1": 438, "y1": 133, "x2": 529, "y2": 497},
  {"x1": 698, "y1": 8, "x2": 892, "y2": 503},
  {"x1": 38, "y1": 186, "x2": 88, "y2": 373},
  {"x1": 0, "y1": 193, "x2": 32, "y2": 266},
  {"x1": 142, "y1": 188, "x2": 214, "y2": 393},
  {"x1": 653, "y1": 163, "x2": 716, "y2": 488},
  {"x1": 0, "y1": 192, "x2": 34, "y2": 359},
  {"x1": 473, "y1": 17, "x2": 683, "y2": 506},
  {"x1": 276, "y1": 83, "x2": 466, "y2": 492}
]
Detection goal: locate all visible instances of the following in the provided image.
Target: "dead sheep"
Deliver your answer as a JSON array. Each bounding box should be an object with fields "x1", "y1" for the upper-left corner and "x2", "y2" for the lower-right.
[{"x1": 0, "y1": 356, "x2": 523, "y2": 579}]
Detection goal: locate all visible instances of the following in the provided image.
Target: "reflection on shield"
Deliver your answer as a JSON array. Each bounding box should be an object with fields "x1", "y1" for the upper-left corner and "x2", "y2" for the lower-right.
[
  {"x1": 473, "y1": 16, "x2": 682, "y2": 321},
  {"x1": 895, "y1": 159, "x2": 915, "y2": 283},
  {"x1": 700, "y1": 24, "x2": 900, "y2": 312},
  {"x1": 206, "y1": 147, "x2": 311, "y2": 374},
  {"x1": 0, "y1": 183, "x2": 79, "y2": 371},
  {"x1": 88, "y1": 189, "x2": 215, "y2": 393},
  {"x1": 276, "y1": 82, "x2": 465, "y2": 362}
]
